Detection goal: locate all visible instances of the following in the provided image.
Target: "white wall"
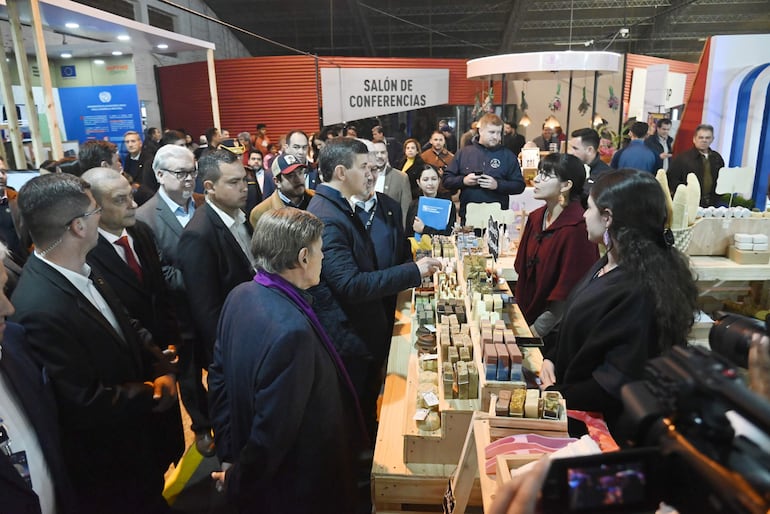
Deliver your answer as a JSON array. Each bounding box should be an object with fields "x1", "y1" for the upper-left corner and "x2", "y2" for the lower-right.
[
  {"x1": 505, "y1": 69, "x2": 624, "y2": 141},
  {"x1": 132, "y1": 0, "x2": 251, "y2": 130}
]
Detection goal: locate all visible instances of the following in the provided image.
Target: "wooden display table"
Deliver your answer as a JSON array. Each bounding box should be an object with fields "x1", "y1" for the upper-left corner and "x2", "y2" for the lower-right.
[
  {"x1": 372, "y1": 283, "x2": 541, "y2": 512},
  {"x1": 372, "y1": 290, "x2": 483, "y2": 513}
]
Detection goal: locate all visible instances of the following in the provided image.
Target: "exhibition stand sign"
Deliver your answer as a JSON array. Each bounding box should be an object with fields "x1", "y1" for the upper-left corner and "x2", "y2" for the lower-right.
[
  {"x1": 57, "y1": 84, "x2": 142, "y2": 143},
  {"x1": 321, "y1": 67, "x2": 449, "y2": 125}
]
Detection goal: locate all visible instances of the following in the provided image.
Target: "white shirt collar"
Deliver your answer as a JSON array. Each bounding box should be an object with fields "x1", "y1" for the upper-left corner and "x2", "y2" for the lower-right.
[
  {"x1": 158, "y1": 186, "x2": 193, "y2": 215},
  {"x1": 206, "y1": 196, "x2": 245, "y2": 228}
]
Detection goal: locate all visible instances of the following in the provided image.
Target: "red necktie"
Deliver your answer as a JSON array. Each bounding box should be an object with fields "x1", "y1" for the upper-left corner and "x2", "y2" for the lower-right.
[{"x1": 114, "y1": 236, "x2": 143, "y2": 282}]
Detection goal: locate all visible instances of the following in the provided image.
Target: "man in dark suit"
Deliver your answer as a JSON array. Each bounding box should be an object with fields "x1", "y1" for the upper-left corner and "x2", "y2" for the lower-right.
[
  {"x1": 136, "y1": 145, "x2": 214, "y2": 455},
  {"x1": 0, "y1": 242, "x2": 77, "y2": 514},
  {"x1": 82, "y1": 167, "x2": 185, "y2": 469},
  {"x1": 11, "y1": 174, "x2": 177, "y2": 514},
  {"x1": 308, "y1": 138, "x2": 440, "y2": 441},
  {"x1": 178, "y1": 148, "x2": 255, "y2": 375},
  {"x1": 645, "y1": 118, "x2": 674, "y2": 171},
  {"x1": 352, "y1": 154, "x2": 413, "y2": 334}
]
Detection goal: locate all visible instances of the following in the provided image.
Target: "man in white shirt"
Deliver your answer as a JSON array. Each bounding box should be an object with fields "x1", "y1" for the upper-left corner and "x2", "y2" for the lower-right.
[
  {"x1": 178, "y1": 149, "x2": 255, "y2": 384},
  {"x1": 11, "y1": 173, "x2": 177, "y2": 514}
]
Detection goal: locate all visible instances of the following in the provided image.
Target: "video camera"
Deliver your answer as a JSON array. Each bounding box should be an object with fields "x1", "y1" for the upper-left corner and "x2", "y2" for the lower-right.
[{"x1": 540, "y1": 312, "x2": 770, "y2": 513}]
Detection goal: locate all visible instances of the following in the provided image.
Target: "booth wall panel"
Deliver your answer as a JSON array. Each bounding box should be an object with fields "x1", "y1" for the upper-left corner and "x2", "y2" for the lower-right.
[
  {"x1": 623, "y1": 53, "x2": 699, "y2": 125},
  {"x1": 158, "y1": 56, "x2": 493, "y2": 141},
  {"x1": 157, "y1": 61, "x2": 213, "y2": 141}
]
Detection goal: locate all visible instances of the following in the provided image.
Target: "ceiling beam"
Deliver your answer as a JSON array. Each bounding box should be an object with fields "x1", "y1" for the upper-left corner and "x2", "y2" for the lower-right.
[
  {"x1": 499, "y1": 0, "x2": 529, "y2": 53},
  {"x1": 346, "y1": 0, "x2": 376, "y2": 56}
]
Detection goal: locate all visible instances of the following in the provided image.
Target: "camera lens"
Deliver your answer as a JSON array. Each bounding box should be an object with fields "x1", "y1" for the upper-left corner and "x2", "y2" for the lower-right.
[{"x1": 709, "y1": 311, "x2": 767, "y2": 369}]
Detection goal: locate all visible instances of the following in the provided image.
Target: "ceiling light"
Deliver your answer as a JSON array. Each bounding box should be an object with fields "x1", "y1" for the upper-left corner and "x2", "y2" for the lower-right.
[
  {"x1": 112, "y1": 51, "x2": 123, "y2": 56},
  {"x1": 157, "y1": 43, "x2": 169, "y2": 50},
  {"x1": 65, "y1": 22, "x2": 79, "y2": 29},
  {"x1": 593, "y1": 113, "x2": 604, "y2": 127},
  {"x1": 117, "y1": 35, "x2": 130, "y2": 41},
  {"x1": 519, "y1": 112, "x2": 531, "y2": 127},
  {"x1": 94, "y1": 59, "x2": 105, "y2": 64},
  {"x1": 61, "y1": 53, "x2": 72, "y2": 58},
  {"x1": 544, "y1": 115, "x2": 561, "y2": 129}
]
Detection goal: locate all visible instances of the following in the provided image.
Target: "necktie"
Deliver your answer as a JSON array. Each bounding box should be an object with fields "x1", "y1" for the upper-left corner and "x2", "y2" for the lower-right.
[{"x1": 114, "y1": 235, "x2": 143, "y2": 282}]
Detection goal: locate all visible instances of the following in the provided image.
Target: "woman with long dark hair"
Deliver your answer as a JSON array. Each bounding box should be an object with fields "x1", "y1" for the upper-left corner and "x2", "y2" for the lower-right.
[
  {"x1": 514, "y1": 153, "x2": 598, "y2": 342},
  {"x1": 540, "y1": 169, "x2": 698, "y2": 434},
  {"x1": 405, "y1": 165, "x2": 457, "y2": 237}
]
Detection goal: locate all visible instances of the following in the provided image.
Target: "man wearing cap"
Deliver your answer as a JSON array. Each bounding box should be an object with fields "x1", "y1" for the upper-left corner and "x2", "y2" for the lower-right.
[
  {"x1": 271, "y1": 130, "x2": 320, "y2": 191},
  {"x1": 249, "y1": 154, "x2": 315, "y2": 227}
]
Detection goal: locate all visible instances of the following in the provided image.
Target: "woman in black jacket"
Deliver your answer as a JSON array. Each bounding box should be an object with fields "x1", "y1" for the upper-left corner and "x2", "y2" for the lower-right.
[{"x1": 398, "y1": 138, "x2": 427, "y2": 199}]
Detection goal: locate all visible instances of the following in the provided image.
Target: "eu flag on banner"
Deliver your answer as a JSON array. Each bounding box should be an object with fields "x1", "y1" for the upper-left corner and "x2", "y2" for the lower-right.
[{"x1": 61, "y1": 65, "x2": 76, "y2": 78}]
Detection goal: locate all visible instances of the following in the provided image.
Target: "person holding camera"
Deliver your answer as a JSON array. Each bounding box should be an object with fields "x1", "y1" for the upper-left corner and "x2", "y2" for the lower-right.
[
  {"x1": 442, "y1": 113, "x2": 526, "y2": 225},
  {"x1": 539, "y1": 169, "x2": 698, "y2": 435}
]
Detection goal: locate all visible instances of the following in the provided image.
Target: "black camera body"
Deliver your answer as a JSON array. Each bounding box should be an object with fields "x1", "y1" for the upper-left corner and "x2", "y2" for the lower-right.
[{"x1": 540, "y1": 312, "x2": 770, "y2": 513}]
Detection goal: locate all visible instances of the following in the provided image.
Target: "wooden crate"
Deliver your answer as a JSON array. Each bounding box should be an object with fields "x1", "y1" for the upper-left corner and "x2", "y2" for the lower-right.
[
  {"x1": 472, "y1": 409, "x2": 568, "y2": 510},
  {"x1": 687, "y1": 218, "x2": 770, "y2": 256},
  {"x1": 728, "y1": 245, "x2": 770, "y2": 265}
]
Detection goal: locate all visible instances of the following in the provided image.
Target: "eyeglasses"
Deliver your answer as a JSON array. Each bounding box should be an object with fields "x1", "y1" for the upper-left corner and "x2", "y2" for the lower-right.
[
  {"x1": 163, "y1": 168, "x2": 198, "y2": 180},
  {"x1": 65, "y1": 205, "x2": 102, "y2": 228},
  {"x1": 535, "y1": 170, "x2": 558, "y2": 181}
]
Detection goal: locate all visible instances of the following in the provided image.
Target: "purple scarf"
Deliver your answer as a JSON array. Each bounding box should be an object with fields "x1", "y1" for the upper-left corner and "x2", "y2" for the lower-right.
[{"x1": 253, "y1": 270, "x2": 369, "y2": 445}]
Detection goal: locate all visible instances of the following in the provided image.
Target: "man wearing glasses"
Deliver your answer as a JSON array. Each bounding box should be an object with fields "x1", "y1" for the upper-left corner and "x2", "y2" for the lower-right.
[
  {"x1": 136, "y1": 145, "x2": 214, "y2": 456},
  {"x1": 249, "y1": 154, "x2": 315, "y2": 227},
  {"x1": 11, "y1": 174, "x2": 177, "y2": 513}
]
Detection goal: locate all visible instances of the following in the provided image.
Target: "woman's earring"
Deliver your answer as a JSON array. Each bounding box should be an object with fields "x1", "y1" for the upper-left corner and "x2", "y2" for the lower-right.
[{"x1": 603, "y1": 229, "x2": 611, "y2": 247}]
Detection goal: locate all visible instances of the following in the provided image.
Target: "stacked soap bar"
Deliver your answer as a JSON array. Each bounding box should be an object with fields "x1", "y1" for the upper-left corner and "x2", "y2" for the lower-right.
[
  {"x1": 734, "y1": 233, "x2": 769, "y2": 251},
  {"x1": 472, "y1": 292, "x2": 507, "y2": 324},
  {"x1": 414, "y1": 295, "x2": 435, "y2": 326},
  {"x1": 432, "y1": 236, "x2": 456, "y2": 259},
  {"x1": 481, "y1": 319, "x2": 522, "y2": 381},
  {"x1": 437, "y1": 309, "x2": 479, "y2": 400},
  {"x1": 436, "y1": 269, "x2": 462, "y2": 300},
  {"x1": 495, "y1": 388, "x2": 563, "y2": 420},
  {"x1": 436, "y1": 298, "x2": 467, "y2": 325}
]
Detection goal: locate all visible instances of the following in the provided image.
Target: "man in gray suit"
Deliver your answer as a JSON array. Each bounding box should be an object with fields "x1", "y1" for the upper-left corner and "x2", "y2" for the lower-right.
[
  {"x1": 371, "y1": 141, "x2": 411, "y2": 228},
  {"x1": 135, "y1": 145, "x2": 213, "y2": 456}
]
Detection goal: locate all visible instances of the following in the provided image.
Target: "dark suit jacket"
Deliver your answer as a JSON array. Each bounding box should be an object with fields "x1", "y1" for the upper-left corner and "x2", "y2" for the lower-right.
[
  {"x1": 668, "y1": 146, "x2": 726, "y2": 206},
  {"x1": 88, "y1": 222, "x2": 181, "y2": 349},
  {"x1": 0, "y1": 323, "x2": 77, "y2": 514},
  {"x1": 178, "y1": 203, "x2": 255, "y2": 364},
  {"x1": 86, "y1": 222, "x2": 185, "y2": 468},
  {"x1": 10, "y1": 255, "x2": 173, "y2": 512},
  {"x1": 135, "y1": 192, "x2": 205, "y2": 340},
  {"x1": 308, "y1": 184, "x2": 420, "y2": 367}
]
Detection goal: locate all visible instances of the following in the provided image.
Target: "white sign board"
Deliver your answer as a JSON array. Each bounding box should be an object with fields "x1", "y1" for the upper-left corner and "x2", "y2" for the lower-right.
[{"x1": 321, "y1": 68, "x2": 449, "y2": 125}]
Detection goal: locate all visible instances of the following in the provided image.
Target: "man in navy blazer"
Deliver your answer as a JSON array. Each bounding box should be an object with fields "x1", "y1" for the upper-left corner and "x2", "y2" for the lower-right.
[
  {"x1": 178, "y1": 150, "x2": 255, "y2": 368},
  {"x1": 0, "y1": 244, "x2": 77, "y2": 514},
  {"x1": 11, "y1": 174, "x2": 177, "y2": 513},
  {"x1": 308, "y1": 138, "x2": 441, "y2": 441},
  {"x1": 136, "y1": 145, "x2": 213, "y2": 454}
]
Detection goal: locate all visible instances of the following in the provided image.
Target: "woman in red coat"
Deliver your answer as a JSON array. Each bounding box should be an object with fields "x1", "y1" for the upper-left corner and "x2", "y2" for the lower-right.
[{"x1": 514, "y1": 153, "x2": 599, "y2": 344}]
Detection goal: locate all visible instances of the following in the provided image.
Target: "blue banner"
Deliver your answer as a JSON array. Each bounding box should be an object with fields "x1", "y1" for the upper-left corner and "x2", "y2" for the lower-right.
[{"x1": 58, "y1": 85, "x2": 141, "y2": 143}]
